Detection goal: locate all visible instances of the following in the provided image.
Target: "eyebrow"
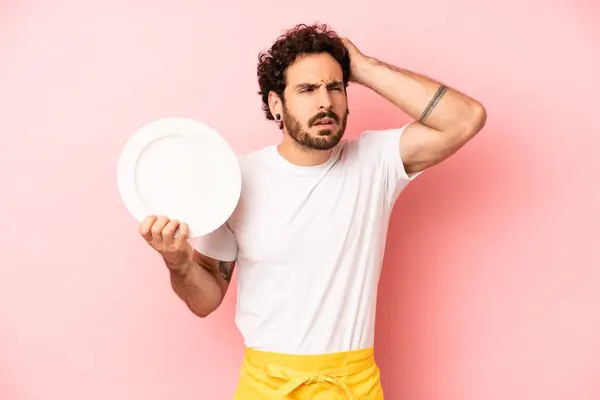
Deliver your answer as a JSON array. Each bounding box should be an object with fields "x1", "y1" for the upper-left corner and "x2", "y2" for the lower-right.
[{"x1": 295, "y1": 81, "x2": 345, "y2": 90}]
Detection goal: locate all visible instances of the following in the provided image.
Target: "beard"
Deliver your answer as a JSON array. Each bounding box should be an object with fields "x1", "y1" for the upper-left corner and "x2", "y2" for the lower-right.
[{"x1": 282, "y1": 104, "x2": 348, "y2": 151}]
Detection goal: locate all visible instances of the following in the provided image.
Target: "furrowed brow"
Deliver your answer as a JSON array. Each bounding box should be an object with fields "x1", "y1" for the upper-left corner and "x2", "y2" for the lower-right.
[
  {"x1": 327, "y1": 80, "x2": 345, "y2": 89},
  {"x1": 296, "y1": 81, "x2": 345, "y2": 91}
]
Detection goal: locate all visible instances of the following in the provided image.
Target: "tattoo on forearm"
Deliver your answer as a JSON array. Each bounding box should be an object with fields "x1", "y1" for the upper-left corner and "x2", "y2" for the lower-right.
[
  {"x1": 218, "y1": 260, "x2": 236, "y2": 283},
  {"x1": 419, "y1": 85, "x2": 448, "y2": 124}
]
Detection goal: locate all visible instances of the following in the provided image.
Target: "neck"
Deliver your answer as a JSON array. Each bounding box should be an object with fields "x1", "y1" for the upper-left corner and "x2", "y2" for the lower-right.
[{"x1": 277, "y1": 134, "x2": 333, "y2": 167}]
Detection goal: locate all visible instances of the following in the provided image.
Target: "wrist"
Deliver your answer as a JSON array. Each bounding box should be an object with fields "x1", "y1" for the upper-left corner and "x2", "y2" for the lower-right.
[
  {"x1": 351, "y1": 55, "x2": 376, "y2": 85},
  {"x1": 164, "y1": 256, "x2": 192, "y2": 275}
]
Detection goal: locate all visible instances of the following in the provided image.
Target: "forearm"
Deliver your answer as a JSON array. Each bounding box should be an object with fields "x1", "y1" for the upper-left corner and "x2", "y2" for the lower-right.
[
  {"x1": 353, "y1": 56, "x2": 485, "y2": 132},
  {"x1": 168, "y1": 260, "x2": 224, "y2": 318}
]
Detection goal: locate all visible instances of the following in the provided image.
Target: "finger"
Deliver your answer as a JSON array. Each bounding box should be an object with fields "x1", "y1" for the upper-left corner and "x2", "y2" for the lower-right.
[
  {"x1": 175, "y1": 222, "x2": 190, "y2": 244},
  {"x1": 151, "y1": 216, "x2": 170, "y2": 243},
  {"x1": 139, "y1": 215, "x2": 158, "y2": 241},
  {"x1": 162, "y1": 219, "x2": 180, "y2": 243}
]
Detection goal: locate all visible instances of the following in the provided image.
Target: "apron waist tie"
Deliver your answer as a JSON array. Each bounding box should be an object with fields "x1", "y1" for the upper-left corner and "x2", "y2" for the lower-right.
[{"x1": 265, "y1": 363, "x2": 356, "y2": 399}]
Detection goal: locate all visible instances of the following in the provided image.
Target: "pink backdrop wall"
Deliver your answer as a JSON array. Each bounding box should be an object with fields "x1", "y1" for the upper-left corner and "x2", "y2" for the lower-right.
[{"x1": 1, "y1": 1, "x2": 599, "y2": 399}]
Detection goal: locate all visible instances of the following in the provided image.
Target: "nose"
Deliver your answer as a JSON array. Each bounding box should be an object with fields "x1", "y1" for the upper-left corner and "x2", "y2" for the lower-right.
[{"x1": 316, "y1": 86, "x2": 333, "y2": 110}]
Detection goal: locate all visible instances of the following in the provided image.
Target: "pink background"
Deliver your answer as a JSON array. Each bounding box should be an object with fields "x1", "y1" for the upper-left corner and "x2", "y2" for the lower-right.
[{"x1": 1, "y1": 1, "x2": 599, "y2": 399}]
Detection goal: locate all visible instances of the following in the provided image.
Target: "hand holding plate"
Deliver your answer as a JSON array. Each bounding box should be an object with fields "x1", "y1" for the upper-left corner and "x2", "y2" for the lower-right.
[{"x1": 139, "y1": 215, "x2": 193, "y2": 271}]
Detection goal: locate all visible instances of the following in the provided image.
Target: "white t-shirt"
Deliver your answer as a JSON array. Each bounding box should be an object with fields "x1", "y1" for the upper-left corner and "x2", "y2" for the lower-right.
[{"x1": 191, "y1": 125, "x2": 421, "y2": 355}]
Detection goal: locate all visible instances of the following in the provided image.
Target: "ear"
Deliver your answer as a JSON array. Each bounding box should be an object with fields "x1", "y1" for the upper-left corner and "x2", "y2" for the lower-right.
[{"x1": 268, "y1": 91, "x2": 283, "y2": 119}]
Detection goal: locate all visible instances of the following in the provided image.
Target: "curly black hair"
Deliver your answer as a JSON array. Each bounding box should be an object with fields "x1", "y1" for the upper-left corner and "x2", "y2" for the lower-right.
[{"x1": 257, "y1": 23, "x2": 351, "y2": 127}]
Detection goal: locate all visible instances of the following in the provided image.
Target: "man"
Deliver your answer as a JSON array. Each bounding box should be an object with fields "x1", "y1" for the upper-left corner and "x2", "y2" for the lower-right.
[{"x1": 139, "y1": 23, "x2": 486, "y2": 399}]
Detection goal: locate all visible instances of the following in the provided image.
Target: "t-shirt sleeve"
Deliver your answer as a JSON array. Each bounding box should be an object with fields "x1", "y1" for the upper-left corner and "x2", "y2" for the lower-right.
[
  {"x1": 188, "y1": 221, "x2": 238, "y2": 262},
  {"x1": 357, "y1": 123, "x2": 423, "y2": 203}
]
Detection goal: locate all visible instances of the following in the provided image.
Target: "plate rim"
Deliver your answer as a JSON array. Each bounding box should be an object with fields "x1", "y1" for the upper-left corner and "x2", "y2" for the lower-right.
[{"x1": 117, "y1": 116, "x2": 242, "y2": 238}]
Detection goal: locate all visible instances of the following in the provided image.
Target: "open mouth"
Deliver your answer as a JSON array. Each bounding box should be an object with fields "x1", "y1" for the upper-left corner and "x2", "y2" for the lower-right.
[{"x1": 314, "y1": 118, "x2": 337, "y2": 127}]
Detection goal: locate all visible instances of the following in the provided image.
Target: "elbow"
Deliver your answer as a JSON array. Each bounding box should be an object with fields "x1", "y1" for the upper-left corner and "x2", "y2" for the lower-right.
[
  {"x1": 189, "y1": 304, "x2": 218, "y2": 318},
  {"x1": 452, "y1": 101, "x2": 487, "y2": 143},
  {"x1": 187, "y1": 296, "x2": 223, "y2": 318},
  {"x1": 467, "y1": 101, "x2": 487, "y2": 134},
  {"x1": 446, "y1": 101, "x2": 487, "y2": 142},
  {"x1": 437, "y1": 102, "x2": 487, "y2": 163},
  {"x1": 194, "y1": 310, "x2": 213, "y2": 318}
]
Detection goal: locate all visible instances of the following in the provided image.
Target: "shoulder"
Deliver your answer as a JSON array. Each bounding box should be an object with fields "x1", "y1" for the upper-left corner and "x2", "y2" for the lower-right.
[
  {"x1": 349, "y1": 125, "x2": 409, "y2": 150},
  {"x1": 235, "y1": 145, "x2": 276, "y2": 171},
  {"x1": 339, "y1": 125, "x2": 408, "y2": 162},
  {"x1": 342, "y1": 124, "x2": 421, "y2": 181},
  {"x1": 231, "y1": 145, "x2": 279, "y2": 194}
]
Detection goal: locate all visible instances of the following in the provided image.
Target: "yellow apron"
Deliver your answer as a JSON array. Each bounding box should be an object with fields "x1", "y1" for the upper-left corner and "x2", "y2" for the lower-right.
[{"x1": 233, "y1": 347, "x2": 384, "y2": 399}]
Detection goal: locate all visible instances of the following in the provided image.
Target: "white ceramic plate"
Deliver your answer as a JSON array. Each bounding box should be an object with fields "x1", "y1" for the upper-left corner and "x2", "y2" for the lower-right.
[{"x1": 117, "y1": 117, "x2": 241, "y2": 238}]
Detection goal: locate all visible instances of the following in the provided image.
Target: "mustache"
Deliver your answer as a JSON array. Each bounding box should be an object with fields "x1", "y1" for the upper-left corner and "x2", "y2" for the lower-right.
[{"x1": 308, "y1": 111, "x2": 340, "y2": 126}]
